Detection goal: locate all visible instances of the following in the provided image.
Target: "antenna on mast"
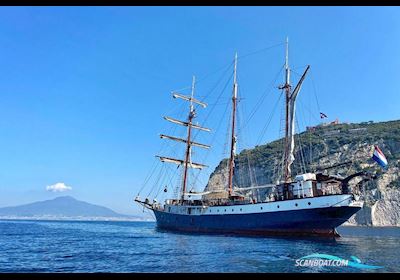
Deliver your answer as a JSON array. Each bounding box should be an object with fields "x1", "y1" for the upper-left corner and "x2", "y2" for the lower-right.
[
  {"x1": 285, "y1": 37, "x2": 290, "y2": 86},
  {"x1": 190, "y1": 76, "x2": 195, "y2": 112}
]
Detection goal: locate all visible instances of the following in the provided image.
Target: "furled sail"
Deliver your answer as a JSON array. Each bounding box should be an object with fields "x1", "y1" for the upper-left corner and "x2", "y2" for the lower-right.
[
  {"x1": 172, "y1": 93, "x2": 207, "y2": 108},
  {"x1": 286, "y1": 65, "x2": 310, "y2": 178},
  {"x1": 233, "y1": 184, "x2": 276, "y2": 191},
  {"x1": 156, "y1": 156, "x2": 208, "y2": 169},
  {"x1": 160, "y1": 134, "x2": 210, "y2": 149},
  {"x1": 184, "y1": 190, "x2": 226, "y2": 196},
  {"x1": 163, "y1": 116, "x2": 211, "y2": 132}
]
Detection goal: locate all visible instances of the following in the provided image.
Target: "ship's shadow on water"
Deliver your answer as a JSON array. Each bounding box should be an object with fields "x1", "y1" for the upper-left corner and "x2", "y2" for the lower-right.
[{"x1": 154, "y1": 227, "x2": 340, "y2": 244}]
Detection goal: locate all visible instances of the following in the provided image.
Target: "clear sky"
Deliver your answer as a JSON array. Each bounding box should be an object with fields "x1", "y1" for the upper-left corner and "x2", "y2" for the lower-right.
[{"x1": 0, "y1": 6, "x2": 399, "y2": 216}]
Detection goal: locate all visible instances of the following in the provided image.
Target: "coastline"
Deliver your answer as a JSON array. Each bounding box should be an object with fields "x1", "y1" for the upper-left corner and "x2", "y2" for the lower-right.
[{"x1": 0, "y1": 216, "x2": 155, "y2": 222}]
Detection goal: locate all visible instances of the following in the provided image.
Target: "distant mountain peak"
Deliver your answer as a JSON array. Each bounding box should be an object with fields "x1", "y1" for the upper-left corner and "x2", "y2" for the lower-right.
[
  {"x1": 52, "y1": 195, "x2": 77, "y2": 201},
  {"x1": 0, "y1": 196, "x2": 143, "y2": 220}
]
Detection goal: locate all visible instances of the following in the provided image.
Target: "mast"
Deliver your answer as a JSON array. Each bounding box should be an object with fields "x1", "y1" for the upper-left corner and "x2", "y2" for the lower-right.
[
  {"x1": 181, "y1": 76, "x2": 196, "y2": 202},
  {"x1": 228, "y1": 53, "x2": 238, "y2": 197},
  {"x1": 280, "y1": 37, "x2": 310, "y2": 183},
  {"x1": 283, "y1": 37, "x2": 292, "y2": 183},
  {"x1": 157, "y1": 76, "x2": 210, "y2": 205}
]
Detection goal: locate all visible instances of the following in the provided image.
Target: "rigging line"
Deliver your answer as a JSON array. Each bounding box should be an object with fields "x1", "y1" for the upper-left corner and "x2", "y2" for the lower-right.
[
  {"x1": 156, "y1": 165, "x2": 174, "y2": 199},
  {"x1": 156, "y1": 101, "x2": 187, "y2": 157},
  {"x1": 290, "y1": 65, "x2": 310, "y2": 71},
  {"x1": 146, "y1": 163, "x2": 165, "y2": 198},
  {"x1": 256, "y1": 90, "x2": 284, "y2": 145},
  {"x1": 192, "y1": 97, "x2": 231, "y2": 187},
  {"x1": 171, "y1": 85, "x2": 192, "y2": 94},
  {"x1": 238, "y1": 98, "x2": 258, "y2": 188},
  {"x1": 170, "y1": 60, "x2": 230, "y2": 100},
  {"x1": 297, "y1": 98, "x2": 320, "y2": 124},
  {"x1": 196, "y1": 61, "x2": 234, "y2": 85},
  {"x1": 159, "y1": 163, "x2": 179, "y2": 200},
  {"x1": 137, "y1": 159, "x2": 161, "y2": 196},
  {"x1": 291, "y1": 67, "x2": 321, "y2": 119},
  {"x1": 276, "y1": 98, "x2": 287, "y2": 183},
  {"x1": 309, "y1": 69, "x2": 321, "y2": 114},
  {"x1": 295, "y1": 116, "x2": 307, "y2": 174},
  {"x1": 192, "y1": 70, "x2": 234, "y2": 140},
  {"x1": 236, "y1": 99, "x2": 258, "y2": 187},
  {"x1": 241, "y1": 64, "x2": 284, "y2": 129},
  {"x1": 138, "y1": 96, "x2": 187, "y2": 196},
  {"x1": 165, "y1": 164, "x2": 179, "y2": 187},
  {"x1": 195, "y1": 61, "x2": 233, "y2": 107},
  {"x1": 297, "y1": 95, "x2": 313, "y2": 170},
  {"x1": 152, "y1": 164, "x2": 166, "y2": 198},
  {"x1": 238, "y1": 42, "x2": 285, "y2": 60}
]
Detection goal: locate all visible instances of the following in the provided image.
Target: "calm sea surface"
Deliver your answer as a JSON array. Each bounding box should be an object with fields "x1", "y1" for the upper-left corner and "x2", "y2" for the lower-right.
[{"x1": 0, "y1": 220, "x2": 399, "y2": 272}]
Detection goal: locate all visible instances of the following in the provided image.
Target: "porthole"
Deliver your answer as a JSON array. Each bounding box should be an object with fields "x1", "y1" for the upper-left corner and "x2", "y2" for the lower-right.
[
  {"x1": 308, "y1": 202, "x2": 311, "y2": 205},
  {"x1": 240, "y1": 208, "x2": 242, "y2": 211},
  {"x1": 224, "y1": 209, "x2": 227, "y2": 212},
  {"x1": 295, "y1": 203, "x2": 298, "y2": 207},
  {"x1": 277, "y1": 205, "x2": 280, "y2": 208},
  {"x1": 232, "y1": 209, "x2": 234, "y2": 212},
  {"x1": 260, "y1": 207, "x2": 263, "y2": 210},
  {"x1": 217, "y1": 209, "x2": 219, "y2": 212}
]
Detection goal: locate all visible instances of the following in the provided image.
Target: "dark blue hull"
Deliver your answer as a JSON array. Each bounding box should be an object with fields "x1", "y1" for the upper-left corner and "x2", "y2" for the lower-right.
[{"x1": 153, "y1": 206, "x2": 361, "y2": 237}]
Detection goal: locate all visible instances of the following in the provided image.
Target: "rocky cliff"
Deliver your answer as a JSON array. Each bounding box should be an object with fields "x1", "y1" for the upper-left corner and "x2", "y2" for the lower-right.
[{"x1": 205, "y1": 120, "x2": 400, "y2": 226}]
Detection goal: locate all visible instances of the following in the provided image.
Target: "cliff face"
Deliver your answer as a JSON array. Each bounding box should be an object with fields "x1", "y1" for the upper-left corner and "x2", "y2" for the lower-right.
[{"x1": 205, "y1": 120, "x2": 400, "y2": 226}]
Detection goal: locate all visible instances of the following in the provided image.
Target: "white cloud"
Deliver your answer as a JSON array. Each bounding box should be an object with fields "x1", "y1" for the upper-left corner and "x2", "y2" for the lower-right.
[{"x1": 46, "y1": 182, "x2": 72, "y2": 192}]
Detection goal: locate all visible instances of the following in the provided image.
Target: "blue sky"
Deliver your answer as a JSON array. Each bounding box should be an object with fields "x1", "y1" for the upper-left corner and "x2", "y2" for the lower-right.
[{"x1": 0, "y1": 6, "x2": 399, "y2": 216}]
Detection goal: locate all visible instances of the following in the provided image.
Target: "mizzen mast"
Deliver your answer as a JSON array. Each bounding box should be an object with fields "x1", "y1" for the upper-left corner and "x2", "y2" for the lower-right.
[
  {"x1": 282, "y1": 37, "x2": 292, "y2": 183},
  {"x1": 279, "y1": 37, "x2": 310, "y2": 183},
  {"x1": 228, "y1": 53, "x2": 238, "y2": 197},
  {"x1": 156, "y1": 76, "x2": 210, "y2": 204}
]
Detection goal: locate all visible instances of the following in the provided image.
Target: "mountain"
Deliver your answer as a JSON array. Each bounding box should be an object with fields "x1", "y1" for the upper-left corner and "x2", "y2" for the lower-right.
[
  {"x1": 0, "y1": 196, "x2": 147, "y2": 221},
  {"x1": 205, "y1": 119, "x2": 400, "y2": 226}
]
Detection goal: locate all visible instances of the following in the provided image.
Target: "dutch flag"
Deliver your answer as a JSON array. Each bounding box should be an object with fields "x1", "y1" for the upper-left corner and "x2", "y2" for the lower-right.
[{"x1": 372, "y1": 145, "x2": 388, "y2": 168}]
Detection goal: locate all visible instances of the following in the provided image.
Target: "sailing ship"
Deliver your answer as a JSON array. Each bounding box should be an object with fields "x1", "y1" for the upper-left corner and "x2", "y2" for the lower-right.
[{"x1": 135, "y1": 39, "x2": 375, "y2": 237}]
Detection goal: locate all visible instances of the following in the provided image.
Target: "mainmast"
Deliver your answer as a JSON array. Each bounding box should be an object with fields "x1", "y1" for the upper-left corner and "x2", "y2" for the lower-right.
[
  {"x1": 228, "y1": 53, "x2": 238, "y2": 197},
  {"x1": 156, "y1": 76, "x2": 211, "y2": 205},
  {"x1": 280, "y1": 37, "x2": 310, "y2": 183}
]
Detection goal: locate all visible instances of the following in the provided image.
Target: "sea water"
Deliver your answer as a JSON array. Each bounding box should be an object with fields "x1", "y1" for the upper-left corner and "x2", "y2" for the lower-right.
[{"x1": 0, "y1": 220, "x2": 399, "y2": 272}]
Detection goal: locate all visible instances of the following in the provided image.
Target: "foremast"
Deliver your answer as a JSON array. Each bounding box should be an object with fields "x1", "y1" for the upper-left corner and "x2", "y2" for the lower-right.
[
  {"x1": 279, "y1": 38, "x2": 310, "y2": 183},
  {"x1": 157, "y1": 76, "x2": 211, "y2": 205}
]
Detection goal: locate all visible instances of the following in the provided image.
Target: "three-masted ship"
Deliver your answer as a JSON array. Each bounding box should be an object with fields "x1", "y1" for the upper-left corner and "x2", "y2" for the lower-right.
[{"x1": 135, "y1": 39, "x2": 374, "y2": 237}]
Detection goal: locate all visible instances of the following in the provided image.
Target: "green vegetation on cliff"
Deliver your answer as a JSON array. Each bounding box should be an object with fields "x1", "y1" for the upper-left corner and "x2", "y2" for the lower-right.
[{"x1": 208, "y1": 119, "x2": 400, "y2": 189}]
